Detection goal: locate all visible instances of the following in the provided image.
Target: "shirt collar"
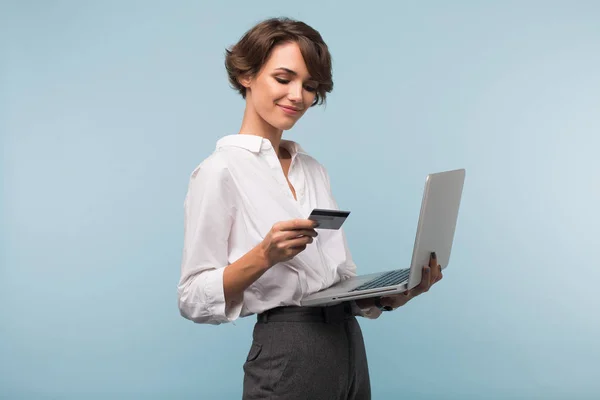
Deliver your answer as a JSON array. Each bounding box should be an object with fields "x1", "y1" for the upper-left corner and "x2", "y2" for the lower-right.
[{"x1": 216, "y1": 134, "x2": 307, "y2": 156}]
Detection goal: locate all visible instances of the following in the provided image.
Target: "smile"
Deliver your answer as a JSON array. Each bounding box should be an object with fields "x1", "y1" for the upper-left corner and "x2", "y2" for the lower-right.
[{"x1": 278, "y1": 105, "x2": 301, "y2": 116}]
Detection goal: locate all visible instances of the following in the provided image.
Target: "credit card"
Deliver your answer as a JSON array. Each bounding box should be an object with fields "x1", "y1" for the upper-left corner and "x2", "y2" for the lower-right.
[{"x1": 307, "y1": 208, "x2": 350, "y2": 230}]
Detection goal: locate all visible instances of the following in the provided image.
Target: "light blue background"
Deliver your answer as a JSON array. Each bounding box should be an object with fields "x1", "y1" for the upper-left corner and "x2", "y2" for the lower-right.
[{"x1": 2, "y1": 1, "x2": 599, "y2": 399}]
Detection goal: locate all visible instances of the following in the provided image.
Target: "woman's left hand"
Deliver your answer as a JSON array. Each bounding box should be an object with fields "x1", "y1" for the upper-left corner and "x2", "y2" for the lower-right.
[{"x1": 378, "y1": 252, "x2": 443, "y2": 310}]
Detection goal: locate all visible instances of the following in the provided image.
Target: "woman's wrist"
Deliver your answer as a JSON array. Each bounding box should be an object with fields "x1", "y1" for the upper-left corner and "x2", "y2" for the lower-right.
[
  {"x1": 354, "y1": 297, "x2": 377, "y2": 309},
  {"x1": 374, "y1": 297, "x2": 394, "y2": 311},
  {"x1": 253, "y1": 243, "x2": 273, "y2": 272}
]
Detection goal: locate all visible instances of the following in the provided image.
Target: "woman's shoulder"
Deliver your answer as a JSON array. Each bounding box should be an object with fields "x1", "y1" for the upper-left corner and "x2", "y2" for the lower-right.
[{"x1": 188, "y1": 150, "x2": 231, "y2": 181}]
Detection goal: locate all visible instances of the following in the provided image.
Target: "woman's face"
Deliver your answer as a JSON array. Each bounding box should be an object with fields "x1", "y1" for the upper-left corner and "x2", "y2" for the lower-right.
[{"x1": 241, "y1": 41, "x2": 319, "y2": 131}]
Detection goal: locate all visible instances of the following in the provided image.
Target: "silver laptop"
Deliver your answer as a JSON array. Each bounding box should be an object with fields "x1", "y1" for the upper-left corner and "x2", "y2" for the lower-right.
[{"x1": 300, "y1": 168, "x2": 466, "y2": 307}]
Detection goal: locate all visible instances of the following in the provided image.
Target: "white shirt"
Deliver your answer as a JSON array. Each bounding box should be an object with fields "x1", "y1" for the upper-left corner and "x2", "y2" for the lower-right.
[{"x1": 177, "y1": 134, "x2": 381, "y2": 325}]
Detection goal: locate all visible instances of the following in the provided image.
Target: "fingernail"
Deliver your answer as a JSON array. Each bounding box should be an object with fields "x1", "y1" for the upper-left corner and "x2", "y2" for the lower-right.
[{"x1": 431, "y1": 251, "x2": 436, "y2": 259}]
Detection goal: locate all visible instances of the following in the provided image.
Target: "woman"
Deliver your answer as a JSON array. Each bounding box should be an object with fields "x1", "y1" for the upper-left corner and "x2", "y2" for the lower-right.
[{"x1": 178, "y1": 17, "x2": 442, "y2": 400}]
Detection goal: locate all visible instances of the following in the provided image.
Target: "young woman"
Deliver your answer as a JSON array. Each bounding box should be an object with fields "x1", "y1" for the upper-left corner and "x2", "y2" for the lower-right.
[{"x1": 178, "y1": 17, "x2": 442, "y2": 400}]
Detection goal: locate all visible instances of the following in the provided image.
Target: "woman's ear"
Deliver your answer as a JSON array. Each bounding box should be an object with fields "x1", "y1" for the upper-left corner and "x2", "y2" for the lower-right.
[{"x1": 238, "y1": 73, "x2": 253, "y2": 89}]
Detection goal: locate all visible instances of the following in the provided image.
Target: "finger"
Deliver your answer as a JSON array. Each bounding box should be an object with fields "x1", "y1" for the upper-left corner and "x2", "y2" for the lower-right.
[
  {"x1": 429, "y1": 252, "x2": 437, "y2": 268},
  {"x1": 288, "y1": 244, "x2": 307, "y2": 254},
  {"x1": 413, "y1": 265, "x2": 432, "y2": 295},
  {"x1": 422, "y1": 264, "x2": 431, "y2": 286},
  {"x1": 275, "y1": 219, "x2": 316, "y2": 232},
  {"x1": 429, "y1": 252, "x2": 441, "y2": 282},
  {"x1": 434, "y1": 266, "x2": 443, "y2": 283},
  {"x1": 286, "y1": 236, "x2": 314, "y2": 248},
  {"x1": 293, "y1": 219, "x2": 320, "y2": 230},
  {"x1": 286, "y1": 229, "x2": 318, "y2": 239}
]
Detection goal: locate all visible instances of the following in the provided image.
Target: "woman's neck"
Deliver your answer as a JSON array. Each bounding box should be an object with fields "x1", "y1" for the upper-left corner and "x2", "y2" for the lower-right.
[{"x1": 238, "y1": 103, "x2": 284, "y2": 159}]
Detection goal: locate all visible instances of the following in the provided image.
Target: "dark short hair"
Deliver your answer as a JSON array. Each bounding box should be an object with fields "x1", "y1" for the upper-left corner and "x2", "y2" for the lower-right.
[{"x1": 225, "y1": 17, "x2": 333, "y2": 107}]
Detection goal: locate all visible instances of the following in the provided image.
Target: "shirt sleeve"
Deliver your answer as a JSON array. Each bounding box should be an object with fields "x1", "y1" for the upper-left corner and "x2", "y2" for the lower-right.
[
  {"x1": 177, "y1": 158, "x2": 243, "y2": 325},
  {"x1": 321, "y1": 165, "x2": 382, "y2": 320}
]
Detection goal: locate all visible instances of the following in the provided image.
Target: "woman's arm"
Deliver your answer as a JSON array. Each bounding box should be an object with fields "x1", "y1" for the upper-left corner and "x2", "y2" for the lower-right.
[
  {"x1": 222, "y1": 245, "x2": 270, "y2": 307},
  {"x1": 223, "y1": 219, "x2": 319, "y2": 305},
  {"x1": 178, "y1": 161, "x2": 244, "y2": 325}
]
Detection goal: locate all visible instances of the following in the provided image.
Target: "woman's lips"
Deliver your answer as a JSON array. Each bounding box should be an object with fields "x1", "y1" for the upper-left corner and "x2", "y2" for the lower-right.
[{"x1": 278, "y1": 105, "x2": 300, "y2": 116}]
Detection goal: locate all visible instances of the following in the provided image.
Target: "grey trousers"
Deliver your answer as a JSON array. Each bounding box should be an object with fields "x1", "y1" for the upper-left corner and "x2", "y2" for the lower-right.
[{"x1": 242, "y1": 302, "x2": 371, "y2": 400}]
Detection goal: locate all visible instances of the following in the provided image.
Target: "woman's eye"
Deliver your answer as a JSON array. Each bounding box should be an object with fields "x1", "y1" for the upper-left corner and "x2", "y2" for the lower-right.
[{"x1": 275, "y1": 77, "x2": 317, "y2": 93}]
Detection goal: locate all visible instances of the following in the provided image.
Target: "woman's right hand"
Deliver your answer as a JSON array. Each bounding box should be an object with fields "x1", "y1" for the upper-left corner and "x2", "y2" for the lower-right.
[{"x1": 259, "y1": 219, "x2": 319, "y2": 268}]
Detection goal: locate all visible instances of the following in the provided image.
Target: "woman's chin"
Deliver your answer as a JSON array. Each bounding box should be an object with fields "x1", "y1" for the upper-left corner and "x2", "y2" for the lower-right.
[{"x1": 273, "y1": 118, "x2": 299, "y2": 131}]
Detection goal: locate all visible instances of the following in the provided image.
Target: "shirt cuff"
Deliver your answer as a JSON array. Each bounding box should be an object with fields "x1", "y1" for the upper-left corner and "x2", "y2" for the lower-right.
[{"x1": 204, "y1": 267, "x2": 244, "y2": 323}]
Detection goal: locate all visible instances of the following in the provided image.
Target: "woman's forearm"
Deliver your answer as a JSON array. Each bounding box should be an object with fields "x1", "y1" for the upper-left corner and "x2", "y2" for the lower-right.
[{"x1": 223, "y1": 244, "x2": 271, "y2": 305}]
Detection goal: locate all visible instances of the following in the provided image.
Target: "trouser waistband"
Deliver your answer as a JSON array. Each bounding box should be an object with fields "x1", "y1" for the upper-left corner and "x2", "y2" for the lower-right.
[{"x1": 257, "y1": 302, "x2": 353, "y2": 323}]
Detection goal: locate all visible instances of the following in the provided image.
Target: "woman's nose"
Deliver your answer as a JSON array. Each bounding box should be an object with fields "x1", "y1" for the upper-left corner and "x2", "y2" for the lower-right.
[{"x1": 287, "y1": 83, "x2": 302, "y2": 102}]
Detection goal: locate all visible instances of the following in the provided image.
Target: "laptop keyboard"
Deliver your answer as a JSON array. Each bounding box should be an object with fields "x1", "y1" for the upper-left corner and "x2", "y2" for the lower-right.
[{"x1": 350, "y1": 268, "x2": 410, "y2": 292}]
